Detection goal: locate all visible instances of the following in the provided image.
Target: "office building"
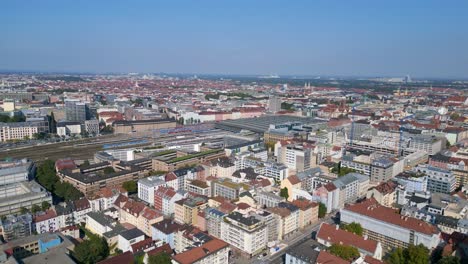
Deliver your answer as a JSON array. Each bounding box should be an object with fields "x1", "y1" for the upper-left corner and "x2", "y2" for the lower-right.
[{"x1": 65, "y1": 99, "x2": 89, "y2": 122}]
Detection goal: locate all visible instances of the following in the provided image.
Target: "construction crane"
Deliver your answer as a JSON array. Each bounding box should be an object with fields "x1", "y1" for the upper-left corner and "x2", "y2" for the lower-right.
[{"x1": 397, "y1": 114, "x2": 415, "y2": 157}]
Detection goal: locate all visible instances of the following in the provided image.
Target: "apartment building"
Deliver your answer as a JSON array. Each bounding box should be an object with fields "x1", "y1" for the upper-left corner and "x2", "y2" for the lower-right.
[
  {"x1": 172, "y1": 237, "x2": 229, "y2": 264},
  {"x1": 186, "y1": 180, "x2": 211, "y2": 197},
  {"x1": 212, "y1": 179, "x2": 248, "y2": 200},
  {"x1": 257, "y1": 191, "x2": 286, "y2": 208},
  {"x1": 291, "y1": 198, "x2": 319, "y2": 229},
  {"x1": 264, "y1": 161, "x2": 289, "y2": 181},
  {"x1": 415, "y1": 165, "x2": 456, "y2": 194},
  {"x1": 174, "y1": 197, "x2": 208, "y2": 226},
  {"x1": 137, "y1": 176, "x2": 166, "y2": 205},
  {"x1": 366, "y1": 181, "x2": 398, "y2": 208},
  {"x1": 220, "y1": 212, "x2": 267, "y2": 256}
]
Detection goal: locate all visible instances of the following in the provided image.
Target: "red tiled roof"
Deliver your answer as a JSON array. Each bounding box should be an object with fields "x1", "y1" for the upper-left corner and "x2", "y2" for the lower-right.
[
  {"x1": 165, "y1": 172, "x2": 178, "y2": 182},
  {"x1": 286, "y1": 175, "x2": 301, "y2": 185},
  {"x1": 131, "y1": 238, "x2": 156, "y2": 253},
  {"x1": 323, "y1": 182, "x2": 337, "y2": 192},
  {"x1": 33, "y1": 209, "x2": 57, "y2": 222},
  {"x1": 74, "y1": 198, "x2": 90, "y2": 211},
  {"x1": 55, "y1": 158, "x2": 77, "y2": 171},
  {"x1": 97, "y1": 251, "x2": 134, "y2": 264},
  {"x1": 343, "y1": 198, "x2": 439, "y2": 235},
  {"x1": 171, "y1": 238, "x2": 229, "y2": 264},
  {"x1": 146, "y1": 243, "x2": 172, "y2": 257},
  {"x1": 364, "y1": 255, "x2": 385, "y2": 264},
  {"x1": 373, "y1": 181, "x2": 397, "y2": 195},
  {"x1": 141, "y1": 207, "x2": 162, "y2": 220},
  {"x1": 122, "y1": 199, "x2": 146, "y2": 216},
  {"x1": 292, "y1": 198, "x2": 318, "y2": 210},
  {"x1": 317, "y1": 223, "x2": 378, "y2": 253},
  {"x1": 316, "y1": 251, "x2": 350, "y2": 264}
]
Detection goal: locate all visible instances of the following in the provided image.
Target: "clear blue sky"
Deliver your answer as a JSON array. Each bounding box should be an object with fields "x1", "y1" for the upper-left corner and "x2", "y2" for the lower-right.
[{"x1": 2, "y1": 0, "x2": 468, "y2": 78}]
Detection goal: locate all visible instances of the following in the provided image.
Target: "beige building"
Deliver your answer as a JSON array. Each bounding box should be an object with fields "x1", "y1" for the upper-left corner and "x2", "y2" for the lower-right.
[
  {"x1": 366, "y1": 181, "x2": 397, "y2": 208},
  {"x1": 292, "y1": 198, "x2": 319, "y2": 229},
  {"x1": 113, "y1": 119, "x2": 176, "y2": 134},
  {"x1": 174, "y1": 197, "x2": 207, "y2": 226},
  {"x1": 58, "y1": 161, "x2": 148, "y2": 197}
]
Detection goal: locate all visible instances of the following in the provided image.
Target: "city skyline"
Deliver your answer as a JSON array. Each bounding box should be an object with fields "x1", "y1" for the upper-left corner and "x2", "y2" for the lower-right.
[{"x1": 2, "y1": 1, "x2": 468, "y2": 78}]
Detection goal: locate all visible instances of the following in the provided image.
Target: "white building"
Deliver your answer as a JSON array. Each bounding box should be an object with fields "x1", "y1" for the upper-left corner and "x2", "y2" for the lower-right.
[
  {"x1": 220, "y1": 212, "x2": 267, "y2": 256},
  {"x1": 138, "y1": 176, "x2": 166, "y2": 205}
]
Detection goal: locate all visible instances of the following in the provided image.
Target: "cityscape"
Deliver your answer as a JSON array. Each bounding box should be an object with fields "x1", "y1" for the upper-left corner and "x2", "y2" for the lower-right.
[{"x1": 1, "y1": 1, "x2": 468, "y2": 264}]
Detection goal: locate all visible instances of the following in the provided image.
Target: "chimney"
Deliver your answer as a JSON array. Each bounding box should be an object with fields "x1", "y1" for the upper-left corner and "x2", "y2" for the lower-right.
[
  {"x1": 363, "y1": 235, "x2": 368, "y2": 240},
  {"x1": 335, "y1": 225, "x2": 339, "y2": 230}
]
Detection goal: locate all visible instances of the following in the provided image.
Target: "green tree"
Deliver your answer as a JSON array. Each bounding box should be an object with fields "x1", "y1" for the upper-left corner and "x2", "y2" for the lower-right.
[
  {"x1": 386, "y1": 244, "x2": 430, "y2": 264},
  {"x1": 340, "y1": 222, "x2": 363, "y2": 236},
  {"x1": 329, "y1": 244, "x2": 360, "y2": 261},
  {"x1": 31, "y1": 204, "x2": 42, "y2": 214},
  {"x1": 279, "y1": 187, "x2": 289, "y2": 200},
  {"x1": 36, "y1": 159, "x2": 59, "y2": 191},
  {"x1": 82, "y1": 160, "x2": 90, "y2": 167},
  {"x1": 41, "y1": 201, "x2": 51, "y2": 211},
  {"x1": 387, "y1": 248, "x2": 405, "y2": 264},
  {"x1": 122, "y1": 180, "x2": 137, "y2": 193},
  {"x1": 318, "y1": 202, "x2": 327, "y2": 218},
  {"x1": 437, "y1": 256, "x2": 460, "y2": 264},
  {"x1": 74, "y1": 235, "x2": 109, "y2": 264},
  {"x1": 54, "y1": 181, "x2": 83, "y2": 201},
  {"x1": 148, "y1": 252, "x2": 172, "y2": 264},
  {"x1": 19, "y1": 207, "x2": 29, "y2": 214}
]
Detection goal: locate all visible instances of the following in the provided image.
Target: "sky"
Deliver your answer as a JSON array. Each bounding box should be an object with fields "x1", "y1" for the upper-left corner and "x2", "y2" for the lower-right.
[{"x1": 1, "y1": 1, "x2": 468, "y2": 78}]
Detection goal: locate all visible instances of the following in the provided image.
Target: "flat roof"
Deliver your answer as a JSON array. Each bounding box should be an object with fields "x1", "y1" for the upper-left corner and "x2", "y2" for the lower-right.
[{"x1": 215, "y1": 115, "x2": 319, "y2": 133}]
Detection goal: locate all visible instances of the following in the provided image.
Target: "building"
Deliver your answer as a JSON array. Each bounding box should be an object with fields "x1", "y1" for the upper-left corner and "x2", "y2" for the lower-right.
[
  {"x1": 284, "y1": 145, "x2": 312, "y2": 172},
  {"x1": 317, "y1": 223, "x2": 383, "y2": 260},
  {"x1": 186, "y1": 180, "x2": 211, "y2": 197},
  {"x1": 113, "y1": 118, "x2": 176, "y2": 134},
  {"x1": 212, "y1": 179, "x2": 248, "y2": 200},
  {"x1": 366, "y1": 181, "x2": 398, "y2": 208},
  {"x1": 0, "y1": 121, "x2": 48, "y2": 142},
  {"x1": 84, "y1": 119, "x2": 100, "y2": 135},
  {"x1": 154, "y1": 186, "x2": 186, "y2": 217},
  {"x1": 65, "y1": 99, "x2": 89, "y2": 122},
  {"x1": 257, "y1": 191, "x2": 285, "y2": 208},
  {"x1": 340, "y1": 198, "x2": 440, "y2": 251},
  {"x1": 57, "y1": 161, "x2": 148, "y2": 197},
  {"x1": 152, "y1": 149, "x2": 225, "y2": 172},
  {"x1": 117, "y1": 228, "x2": 146, "y2": 253},
  {"x1": 0, "y1": 233, "x2": 74, "y2": 261},
  {"x1": 174, "y1": 196, "x2": 208, "y2": 226},
  {"x1": 291, "y1": 198, "x2": 319, "y2": 229},
  {"x1": 415, "y1": 165, "x2": 456, "y2": 194},
  {"x1": 172, "y1": 237, "x2": 229, "y2": 264},
  {"x1": 264, "y1": 162, "x2": 289, "y2": 181},
  {"x1": 266, "y1": 205, "x2": 299, "y2": 240},
  {"x1": 333, "y1": 173, "x2": 369, "y2": 206},
  {"x1": 268, "y1": 95, "x2": 282, "y2": 113},
  {"x1": 0, "y1": 180, "x2": 52, "y2": 216},
  {"x1": 138, "y1": 176, "x2": 166, "y2": 205},
  {"x1": 151, "y1": 219, "x2": 182, "y2": 248},
  {"x1": 0, "y1": 158, "x2": 35, "y2": 186},
  {"x1": 220, "y1": 212, "x2": 267, "y2": 256},
  {"x1": 0, "y1": 213, "x2": 32, "y2": 241},
  {"x1": 285, "y1": 239, "x2": 321, "y2": 264}
]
